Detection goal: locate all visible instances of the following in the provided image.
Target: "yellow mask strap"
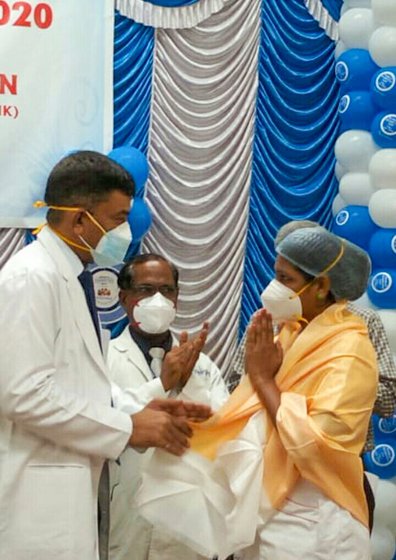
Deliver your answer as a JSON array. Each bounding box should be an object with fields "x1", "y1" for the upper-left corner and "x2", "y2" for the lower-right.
[
  {"x1": 34, "y1": 202, "x2": 107, "y2": 235},
  {"x1": 320, "y1": 242, "x2": 345, "y2": 276},
  {"x1": 33, "y1": 201, "x2": 84, "y2": 212},
  {"x1": 83, "y1": 210, "x2": 107, "y2": 234},
  {"x1": 32, "y1": 201, "x2": 92, "y2": 252}
]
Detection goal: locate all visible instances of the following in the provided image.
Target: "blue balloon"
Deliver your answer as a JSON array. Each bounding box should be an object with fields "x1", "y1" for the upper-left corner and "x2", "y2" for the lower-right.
[
  {"x1": 369, "y1": 229, "x2": 396, "y2": 268},
  {"x1": 376, "y1": 414, "x2": 396, "y2": 442},
  {"x1": 335, "y1": 49, "x2": 379, "y2": 93},
  {"x1": 332, "y1": 205, "x2": 378, "y2": 250},
  {"x1": 371, "y1": 67, "x2": 396, "y2": 110},
  {"x1": 363, "y1": 441, "x2": 396, "y2": 479},
  {"x1": 128, "y1": 197, "x2": 152, "y2": 242},
  {"x1": 338, "y1": 91, "x2": 377, "y2": 132},
  {"x1": 371, "y1": 112, "x2": 396, "y2": 149},
  {"x1": 108, "y1": 147, "x2": 149, "y2": 191},
  {"x1": 367, "y1": 269, "x2": 396, "y2": 308}
]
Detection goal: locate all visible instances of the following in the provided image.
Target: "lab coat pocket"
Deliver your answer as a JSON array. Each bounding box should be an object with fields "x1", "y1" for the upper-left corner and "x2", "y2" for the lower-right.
[{"x1": 8, "y1": 464, "x2": 95, "y2": 560}]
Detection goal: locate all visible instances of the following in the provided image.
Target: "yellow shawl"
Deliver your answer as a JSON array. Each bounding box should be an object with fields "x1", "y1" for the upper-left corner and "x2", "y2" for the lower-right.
[{"x1": 190, "y1": 303, "x2": 378, "y2": 526}]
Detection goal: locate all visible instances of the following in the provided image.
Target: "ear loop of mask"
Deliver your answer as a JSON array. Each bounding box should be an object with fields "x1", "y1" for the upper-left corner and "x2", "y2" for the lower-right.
[
  {"x1": 33, "y1": 200, "x2": 92, "y2": 252},
  {"x1": 284, "y1": 242, "x2": 345, "y2": 325}
]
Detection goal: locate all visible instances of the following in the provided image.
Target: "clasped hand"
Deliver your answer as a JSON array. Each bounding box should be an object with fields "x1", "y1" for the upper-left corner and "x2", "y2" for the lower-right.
[
  {"x1": 245, "y1": 309, "x2": 283, "y2": 390},
  {"x1": 160, "y1": 322, "x2": 209, "y2": 392},
  {"x1": 129, "y1": 398, "x2": 212, "y2": 456}
]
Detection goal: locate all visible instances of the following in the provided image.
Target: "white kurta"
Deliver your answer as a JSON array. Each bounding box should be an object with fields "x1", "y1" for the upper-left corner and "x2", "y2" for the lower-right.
[
  {"x1": 107, "y1": 326, "x2": 229, "y2": 560},
  {"x1": 0, "y1": 228, "x2": 133, "y2": 560}
]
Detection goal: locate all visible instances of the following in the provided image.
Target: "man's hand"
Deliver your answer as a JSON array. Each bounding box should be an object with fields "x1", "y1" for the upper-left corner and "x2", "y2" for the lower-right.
[
  {"x1": 150, "y1": 398, "x2": 212, "y2": 423},
  {"x1": 178, "y1": 322, "x2": 209, "y2": 386},
  {"x1": 128, "y1": 398, "x2": 212, "y2": 456},
  {"x1": 160, "y1": 322, "x2": 209, "y2": 391}
]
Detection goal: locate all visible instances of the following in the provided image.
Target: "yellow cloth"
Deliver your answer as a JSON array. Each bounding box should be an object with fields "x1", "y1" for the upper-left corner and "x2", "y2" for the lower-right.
[{"x1": 190, "y1": 303, "x2": 377, "y2": 527}]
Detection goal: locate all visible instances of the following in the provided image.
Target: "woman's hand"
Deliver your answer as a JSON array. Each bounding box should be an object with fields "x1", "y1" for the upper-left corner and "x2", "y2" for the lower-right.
[
  {"x1": 245, "y1": 309, "x2": 282, "y2": 424},
  {"x1": 245, "y1": 309, "x2": 283, "y2": 386}
]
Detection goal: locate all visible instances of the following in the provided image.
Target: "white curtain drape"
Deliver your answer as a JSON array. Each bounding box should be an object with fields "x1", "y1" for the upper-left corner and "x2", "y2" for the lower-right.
[
  {"x1": 0, "y1": 229, "x2": 25, "y2": 269},
  {"x1": 116, "y1": 0, "x2": 229, "y2": 29},
  {"x1": 304, "y1": 0, "x2": 339, "y2": 40},
  {"x1": 142, "y1": 0, "x2": 261, "y2": 372}
]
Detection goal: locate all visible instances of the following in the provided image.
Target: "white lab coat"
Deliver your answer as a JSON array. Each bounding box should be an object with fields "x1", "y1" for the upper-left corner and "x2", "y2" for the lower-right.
[
  {"x1": 107, "y1": 327, "x2": 229, "y2": 560},
  {"x1": 0, "y1": 227, "x2": 132, "y2": 560}
]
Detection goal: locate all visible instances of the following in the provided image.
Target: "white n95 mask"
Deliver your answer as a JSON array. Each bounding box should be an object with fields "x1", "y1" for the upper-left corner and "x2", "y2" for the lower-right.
[
  {"x1": 133, "y1": 292, "x2": 176, "y2": 334},
  {"x1": 260, "y1": 279, "x2": 303, "y2": 323},
  {"x1": 80, "y1": 220, "x2": 133, "y2": 267}
]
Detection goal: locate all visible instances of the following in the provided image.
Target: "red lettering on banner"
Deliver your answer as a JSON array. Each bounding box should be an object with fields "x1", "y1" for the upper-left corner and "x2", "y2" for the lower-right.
[
  {"x1": 0, "y1": 73, "x2": 17, "y2": 95},
  {"x1": 0, "y1": 105, "x2": 19, "y2": 118},
  {"x1": 0, "y1": 1, "x2": 52, "y2": 28}
]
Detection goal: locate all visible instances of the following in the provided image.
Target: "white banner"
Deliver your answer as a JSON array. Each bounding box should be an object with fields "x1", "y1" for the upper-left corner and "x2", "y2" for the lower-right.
[{"x1": 0, "y1": 0, "x2": 114, "y2": 227}]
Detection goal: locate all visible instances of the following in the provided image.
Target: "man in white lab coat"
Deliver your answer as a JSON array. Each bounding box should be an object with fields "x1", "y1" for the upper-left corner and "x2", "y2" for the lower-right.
[
  {"x1": 0, "y1": 151, "x2": 211, "y2": 560},
  {"x1": 108, "y1": 254, "x2": 229, "y2": 560}
]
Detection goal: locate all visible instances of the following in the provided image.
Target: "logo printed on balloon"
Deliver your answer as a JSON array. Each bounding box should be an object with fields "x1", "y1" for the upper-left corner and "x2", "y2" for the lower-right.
[
  {"x1": 378, "y1": 415, "x2": 396, "y2": 435},
  {"x1": 380, "y1": 114, "x2": 396, "y2": 137},
  {"x1": 335, "y1": 209, "x2": 349, "y2": 226},
  {"x1": 339, "y1": 95, "x2": 351, "y2": 114},
  {"x1": 392, "y1": 236, "x2": 396, "y2": 254},
  {"x1": 376, "y1": 71, "x2": 396, "y2": 93},
  {"x1": 335, "y1": 61, "x2": 349, "y2": 82},
  {"x1": 370, "y1": 444, "x2": 395, "y2": 468},
  {"x1": 371, "y1": 272, "x2": 393, "y2": 293}
]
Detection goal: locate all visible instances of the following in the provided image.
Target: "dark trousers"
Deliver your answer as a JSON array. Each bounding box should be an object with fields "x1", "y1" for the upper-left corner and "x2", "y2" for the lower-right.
[
  {"x1": 98, "y1": 462, "x2": 110, "y2": 560},
  {"x1": 363, "y1": 471, "x2": 375, "y2": 534}
]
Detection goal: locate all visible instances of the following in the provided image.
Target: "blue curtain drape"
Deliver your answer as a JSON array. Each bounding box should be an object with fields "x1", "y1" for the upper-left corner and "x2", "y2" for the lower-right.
[
  {"x1": 321, "y1": 0, "x2": 343, "y2": 21},
  {"x1": 240, "y1": 0, "x2": 340, "y2": 335},
  {"x1": 114, "y1": 12, "x2": 154, "y2": 173},
  {"x1": 107, "y1": 12, "x2": 155, "y2": 335}
]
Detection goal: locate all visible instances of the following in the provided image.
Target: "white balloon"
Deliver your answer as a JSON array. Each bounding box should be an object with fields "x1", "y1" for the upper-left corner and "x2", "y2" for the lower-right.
[
  {"x1": 369, "y1": 189, "x2": 396, "y2": 227},
  {"x1": 354, "y1": 291, "x2": 379, "y2": 309},
  {"x1": 339, "y1": 9, "x2": 374, "y2": 49},
  {"x1": 371, "y1": 523, "x2": 396, "y2": 560},
  {"x1": 334, "y1": 40, "x2": 347, "y2": 59},
  {"x1": 374, "y1": 479, "x2": 396, "y2": 534},
  {"x1": 377, "y1": 309, "x2": 396, "y2": 353},
  {"x1": 344, "y1": 0, "x2": 372, "y2": 8},
  {"x1": 332, "y1": 193, "x2": 347, "y2": 216},
  {"x1": 335, "y1": 161, "x2": 347, "y2": 181},
  {"x1": 372, "y1": 0, "x2": 396, "y2": 26},
  {"x1": 369, "y1": 26, "x2": 396, "y2": 67},
  {"x1": 339, "y1": 172, "x2": 375, "y2": 205},
  {"x1": 369, "y1": 150, "x2": 396, "y2": 191},
  {"x1": 335, "y1": 130, "x2": 379, "y2": 172}
]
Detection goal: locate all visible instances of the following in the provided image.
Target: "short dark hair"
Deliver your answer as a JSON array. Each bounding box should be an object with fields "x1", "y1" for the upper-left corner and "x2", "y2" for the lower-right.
[
  {"x1": 118, "y1": 254, "x2": 179, "y2": 289},
  {"x1": 45, "y1": 151, "x2": 135, "y2": 223}
]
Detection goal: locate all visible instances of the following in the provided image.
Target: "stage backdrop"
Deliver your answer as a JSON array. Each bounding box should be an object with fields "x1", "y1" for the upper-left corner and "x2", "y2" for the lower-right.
[{"x1": 0, "y1": 0, "x2": 114, "y2": 227}]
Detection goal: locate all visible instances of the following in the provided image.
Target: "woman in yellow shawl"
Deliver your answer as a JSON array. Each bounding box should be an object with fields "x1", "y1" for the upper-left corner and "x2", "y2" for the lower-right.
[{"x1": 137, "y1": 226, "x2": 377, "y2": 560}]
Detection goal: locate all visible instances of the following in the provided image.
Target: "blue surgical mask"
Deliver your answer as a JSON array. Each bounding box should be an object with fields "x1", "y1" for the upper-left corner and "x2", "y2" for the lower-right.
[{"x1": 80, "y1": 213, "x2": 132, "y2": 267}]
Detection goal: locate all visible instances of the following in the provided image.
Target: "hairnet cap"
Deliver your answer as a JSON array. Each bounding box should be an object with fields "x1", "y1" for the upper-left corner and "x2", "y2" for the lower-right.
[{"x1": 276, "y1": 226, "x2": 371, "y2": 301}]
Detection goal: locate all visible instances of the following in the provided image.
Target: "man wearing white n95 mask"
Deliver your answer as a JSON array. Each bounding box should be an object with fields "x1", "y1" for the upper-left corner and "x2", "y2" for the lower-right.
[
  {"x1": 0, "y1": 151, "x2": 211, "y2": 560},
  {"x1": 108, "y1": 254, "x2": 229, "y2": 560}
]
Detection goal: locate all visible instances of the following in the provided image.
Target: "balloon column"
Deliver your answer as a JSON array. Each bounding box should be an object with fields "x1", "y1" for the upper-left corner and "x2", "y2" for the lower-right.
[
  {"x1": 90, "y1": 146, "x2": 152, "y2": 332},
  {"x1": 108, "y1": 146, "x2": 152, "y2": 258},
  {"x1": 333, "y1": 2, "x2": 396, "y2": 559}
]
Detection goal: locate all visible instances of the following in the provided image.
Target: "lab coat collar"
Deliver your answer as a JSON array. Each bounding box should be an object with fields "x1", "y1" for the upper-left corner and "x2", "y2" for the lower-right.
[{"x1": 37, "y1": 226, "x2": 107, "y2": 375}]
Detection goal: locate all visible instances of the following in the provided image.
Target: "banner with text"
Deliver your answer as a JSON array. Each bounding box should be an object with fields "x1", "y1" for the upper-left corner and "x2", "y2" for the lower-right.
[{"x1": 0, "y1": 0, "x2": 114, "y2": 227}]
